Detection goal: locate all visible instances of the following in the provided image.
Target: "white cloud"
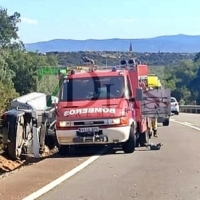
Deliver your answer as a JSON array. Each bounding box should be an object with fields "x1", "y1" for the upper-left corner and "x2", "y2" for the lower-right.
[{"x1": 21, "y1": 17, "x2": 38, "y2": 25}]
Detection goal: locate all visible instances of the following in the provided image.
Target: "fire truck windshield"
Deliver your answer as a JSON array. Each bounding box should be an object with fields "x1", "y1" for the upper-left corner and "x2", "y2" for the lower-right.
[{"x1": 59, "y1": 76, "x2": 125, "y2": 101}]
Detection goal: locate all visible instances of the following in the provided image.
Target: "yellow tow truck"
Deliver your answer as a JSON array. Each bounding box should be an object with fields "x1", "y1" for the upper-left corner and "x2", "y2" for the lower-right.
[{"x1": 147, "y1": 74, "x2": 162, "y2": 88}]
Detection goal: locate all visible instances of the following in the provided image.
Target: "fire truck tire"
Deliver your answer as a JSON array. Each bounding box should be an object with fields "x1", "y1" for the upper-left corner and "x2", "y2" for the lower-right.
[
  {"x1": 139, "y1": 131, "x2": 149, "y2": 147},
  {"x1": 136, "y1": 137, "x2": 140, "y2": 147},
  {"x1": 163, "y1": 119, "x2": 169, "y2": 126},
  {"x1": 122, "y1": 126, "x2": 136, "y2": 153},
  {"x1": 58, "y1": 145, "x2": 70, "y2": 156}
]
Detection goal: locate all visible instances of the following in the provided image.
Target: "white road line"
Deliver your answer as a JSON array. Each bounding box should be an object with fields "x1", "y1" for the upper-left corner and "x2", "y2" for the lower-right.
[
  {"x1": 171, "y1": 119, "x2": 200, "y2": 131},
  {"x1": 22, "y1": 147, "x2": 108, "y2": 200}
]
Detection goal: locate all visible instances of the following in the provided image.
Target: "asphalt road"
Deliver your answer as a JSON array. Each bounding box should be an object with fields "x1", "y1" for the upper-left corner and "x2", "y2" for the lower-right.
[
  {"x1": 37, "y1": 114, "x2": 200, "y2": 200},
  {"x1": 173, "y1": 113, "x2": 200, "y2": 128}
]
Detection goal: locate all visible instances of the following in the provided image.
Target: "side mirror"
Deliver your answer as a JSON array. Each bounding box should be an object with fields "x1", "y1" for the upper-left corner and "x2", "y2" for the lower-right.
[{"x1": 135, "y1": 88, "x2": 143, "y2": 101}]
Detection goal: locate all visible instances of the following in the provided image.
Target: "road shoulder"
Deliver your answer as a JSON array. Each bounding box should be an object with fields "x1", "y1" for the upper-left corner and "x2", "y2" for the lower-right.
[{"x1": 0, "y1": 154, "x2": 90, "y2": 200}]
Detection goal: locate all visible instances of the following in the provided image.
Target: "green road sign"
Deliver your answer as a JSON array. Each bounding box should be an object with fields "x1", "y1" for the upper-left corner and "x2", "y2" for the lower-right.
[{"x1": 37, "y1": 66, "x2": 71, "y2": 81}]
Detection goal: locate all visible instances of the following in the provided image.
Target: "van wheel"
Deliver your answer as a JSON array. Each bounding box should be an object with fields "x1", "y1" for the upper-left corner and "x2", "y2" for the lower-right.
[{"x1": 123, "y1": 126, "x2": 136, "y2": 153}]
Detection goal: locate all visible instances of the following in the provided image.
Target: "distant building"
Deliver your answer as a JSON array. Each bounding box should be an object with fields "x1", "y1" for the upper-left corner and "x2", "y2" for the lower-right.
[{"x1": 129, "y1": 42, "x2": 133, "y2": 52}]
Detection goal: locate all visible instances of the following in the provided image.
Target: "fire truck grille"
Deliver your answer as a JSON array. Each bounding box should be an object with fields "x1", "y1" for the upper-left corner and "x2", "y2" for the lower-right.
[{"x1": 73, "y1": 121, "x2": 105, "y2": 126}]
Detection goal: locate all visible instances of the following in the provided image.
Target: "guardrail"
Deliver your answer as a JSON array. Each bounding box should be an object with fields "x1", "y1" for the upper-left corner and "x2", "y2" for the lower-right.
[{"x1": 180, "y1": 105, "x2": 200, "y2": 114}]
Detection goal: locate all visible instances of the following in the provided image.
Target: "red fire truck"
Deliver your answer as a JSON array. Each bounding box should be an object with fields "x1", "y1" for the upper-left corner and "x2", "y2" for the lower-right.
[{"x1": 55, "y1": 59, "x2": 171, "y2": 155}]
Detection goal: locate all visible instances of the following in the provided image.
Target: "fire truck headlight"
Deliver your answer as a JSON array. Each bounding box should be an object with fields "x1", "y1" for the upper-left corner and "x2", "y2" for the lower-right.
[
  {"x1": 107, "y1": 117, "x2": 129, "y2": 125},
  {"x1": 107, "y1": 118, "x2": 120, "y2": 125},
  {"x1": 59, "y1": 121, "x2": 71, "y2": 127}
]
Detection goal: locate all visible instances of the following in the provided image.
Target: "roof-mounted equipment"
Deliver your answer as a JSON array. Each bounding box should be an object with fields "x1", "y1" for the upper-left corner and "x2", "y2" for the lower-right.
[
  {"x1": 120, "y1": 60, "x2": 127, "y2": 68},
  {"x1": 89, "y1": 65, "x2": 98, "y2": 72},
  {"x1": 112, "y1": 66, "x2": 117, "y2": 72}
]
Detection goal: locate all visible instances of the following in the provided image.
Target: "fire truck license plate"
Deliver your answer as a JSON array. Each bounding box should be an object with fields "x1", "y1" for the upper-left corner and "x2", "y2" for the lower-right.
[{"x1": 78, "y1": 127, "x2": 99, "y2": 133}]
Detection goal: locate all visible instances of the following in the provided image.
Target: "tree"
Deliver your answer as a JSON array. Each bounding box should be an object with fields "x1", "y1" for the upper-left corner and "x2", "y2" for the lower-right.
[
  {"x1": 0, "y1": 81, "x2": 18, "y2": 114},
  {"x1": 5, "y1": 50, "x2": 58, "y2": 95},
  {"x1": 0, "y1": 7, "x2": 23, "y2": 114},
  {"x1": 0, "y1": 49, "x2": 15, "y2": 87},
  {"x1": 0, "y1": 7, "x2": 23, "y2": 48}
]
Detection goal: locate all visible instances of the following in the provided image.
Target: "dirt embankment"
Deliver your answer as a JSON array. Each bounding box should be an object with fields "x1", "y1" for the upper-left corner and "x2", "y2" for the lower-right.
[
  {"x1": 0, "y1": 144, "x2": 58, "y2": 175},
  {"x1": 0, "y1": 136, "x2": 24, "y2": 173},
  {"x1": 0, "y1": 155, "x2": 25, "y2": 174},
  {"x1": 0, "y1": 134, "x2": 21, "y2": 173}
]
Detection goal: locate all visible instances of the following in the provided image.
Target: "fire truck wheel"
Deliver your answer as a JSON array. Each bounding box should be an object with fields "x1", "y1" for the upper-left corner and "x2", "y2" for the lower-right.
[
  {"x1": 58, "y1": 145, "x2": 70, "y2": 156},
  {"x1": 122, "y1": 126, "x2": 136, "y2": 153},
  {"x1": 136, "y1": 136, "x2": 140, "y2": 147},
  {"x1": 139, "y1": 131, "x2": 149, "y2": 147}
]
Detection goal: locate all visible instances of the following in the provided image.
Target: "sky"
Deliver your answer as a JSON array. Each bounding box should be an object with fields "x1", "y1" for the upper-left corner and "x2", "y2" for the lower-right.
[{"x1": 0, "y1": 0, "x2": 199, "y2": 43}]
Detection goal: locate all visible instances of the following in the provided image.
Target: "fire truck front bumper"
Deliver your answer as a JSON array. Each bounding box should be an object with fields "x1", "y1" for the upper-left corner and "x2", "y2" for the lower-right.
[{"x1": 56, "y1": 126, "x2": 130, "y2": 145}]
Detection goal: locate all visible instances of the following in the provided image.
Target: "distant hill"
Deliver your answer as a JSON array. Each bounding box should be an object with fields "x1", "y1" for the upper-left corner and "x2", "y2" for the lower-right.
[{"x1": 25, "y1": 34, "x2": 200, "y2": 53}]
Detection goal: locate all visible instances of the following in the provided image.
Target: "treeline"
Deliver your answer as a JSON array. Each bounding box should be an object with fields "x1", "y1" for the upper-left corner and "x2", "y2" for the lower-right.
[
  {"x1": 150, "y1": 54, "x2": 200, "y2": 104},
  {"x1": 46, "y1": 51, "x2": 195, "y2": 67},
  {"x1": 1, "y1": 6, "x2": 200, "y2": 117}
]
